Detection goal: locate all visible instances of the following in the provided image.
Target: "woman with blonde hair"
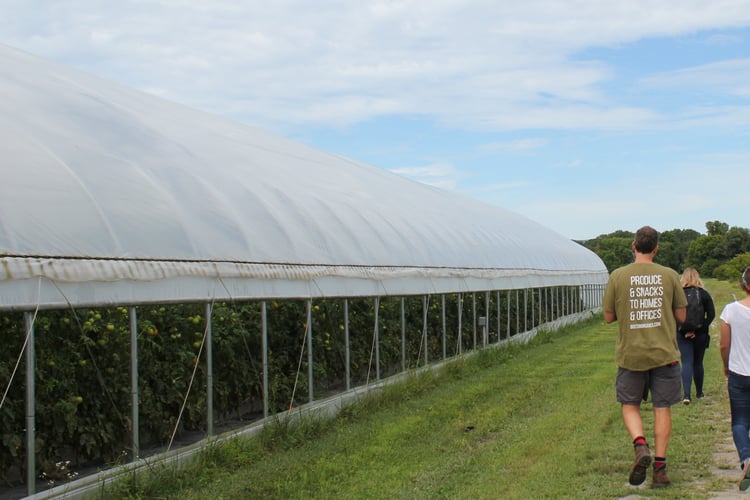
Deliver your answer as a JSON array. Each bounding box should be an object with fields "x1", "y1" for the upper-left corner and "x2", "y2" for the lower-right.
[{"x1": 678, "y1": 267, "x2": 715, "y2": 404}]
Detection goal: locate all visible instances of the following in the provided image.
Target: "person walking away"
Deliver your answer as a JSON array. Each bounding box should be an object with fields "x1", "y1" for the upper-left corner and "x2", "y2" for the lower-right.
[
  {"x1": 602, "y1": 226, "x2": 687, "y2": 488},
  {"x1": 677, "y1": 267, "x2": 716, "y2": 404},
  {"x1": 720, "y1": 267, "x2": 750, "y2": 491}
]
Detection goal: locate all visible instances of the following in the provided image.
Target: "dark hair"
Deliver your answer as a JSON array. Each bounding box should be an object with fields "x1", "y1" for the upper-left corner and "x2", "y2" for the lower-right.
[
  {"x1": 633, "y1": 226, "x2": 659, "y2": 254},
  {"x1": 742, "y1": 267, "x2": 750, "y2": 291}
]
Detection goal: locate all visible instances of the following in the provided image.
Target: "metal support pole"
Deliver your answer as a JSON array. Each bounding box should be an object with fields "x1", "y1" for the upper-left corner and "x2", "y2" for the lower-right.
[
  {"x1": 307, "y1": 300, "x2": 313, "y2": 403},
  {"x1": 374, "y1": 297, "x2": 381, "y2": 381},
  {"x1": 457, "y1": 293, "x2": 462, "y2": 355},
  {"x1": 506, "y1": 290, "x2": 511, "y2": 339},
  {"x1": 472, "y1": 293, "x2": 477, "y2": 350},
  {"x1": 24, "y1": 312, "x2": 35, "y2": 496},
  {"x1": 496, "y1": 290, "x2": 500, "y2": 343},
  {"x1": 441, "y1": 294, "x2": 446, "y2": 360},
  {"x1": 400, "y1": 298, "x2": 406, "y2": 371},
  {"x1": 524, "y1": 289, "x2": 528, "y2": 332},
  {"x1": 422, "y1": 296, "x2": 429, "y2": 366},
  {"x1": 345, "y1": 298, "x2": 351, "y2": 391},
  {"x1": 485, "y1": 291, "x2": 490, "y2": 346},
  {"x1": 205, "y1": 303, "x2": 214, "y2": 437},
  {"x1": 129, "y1": 306, "x2": 139, "y2": 460},
  {"x1": 262, "y1": 301, "x2": 269, "y2": 418}
]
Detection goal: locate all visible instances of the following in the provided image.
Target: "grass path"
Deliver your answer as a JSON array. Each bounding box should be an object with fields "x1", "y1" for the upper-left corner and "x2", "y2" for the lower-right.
[{"x1": 109, "y1": 279, "x2": 746, "y2": 499}]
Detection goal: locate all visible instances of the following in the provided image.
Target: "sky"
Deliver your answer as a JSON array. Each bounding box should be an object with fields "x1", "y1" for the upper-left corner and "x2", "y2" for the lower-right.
[{"x1": 3, "y1": 1, "x2": 750, "y2": 241}]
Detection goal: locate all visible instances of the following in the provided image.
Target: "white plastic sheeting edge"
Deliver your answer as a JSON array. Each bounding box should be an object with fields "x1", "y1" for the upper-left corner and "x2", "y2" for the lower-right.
[{"x1": 0, "y1": 256, "x2": 608, "y2": 310}]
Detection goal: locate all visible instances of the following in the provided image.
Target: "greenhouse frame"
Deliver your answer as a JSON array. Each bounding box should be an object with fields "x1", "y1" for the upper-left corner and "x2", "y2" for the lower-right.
[{"x1": 0, "y1": 44, "x2": 609, "y2": 498}]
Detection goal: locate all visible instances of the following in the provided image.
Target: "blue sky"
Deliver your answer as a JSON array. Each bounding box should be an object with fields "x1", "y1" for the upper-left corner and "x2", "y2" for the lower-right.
[{"x1": 3, "y1": 1, "x2": 750, "y2": 240}]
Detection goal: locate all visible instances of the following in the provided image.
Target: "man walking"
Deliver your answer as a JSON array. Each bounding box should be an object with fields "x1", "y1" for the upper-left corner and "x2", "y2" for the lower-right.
[{"x1": 602, "y1": 226, "x2": 687, "y2": 488}]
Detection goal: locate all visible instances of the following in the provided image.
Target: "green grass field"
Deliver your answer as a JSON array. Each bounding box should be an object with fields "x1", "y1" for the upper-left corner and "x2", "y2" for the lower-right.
[{"x1": 106, "y1": 278, "x2": 743, "y2": 499}]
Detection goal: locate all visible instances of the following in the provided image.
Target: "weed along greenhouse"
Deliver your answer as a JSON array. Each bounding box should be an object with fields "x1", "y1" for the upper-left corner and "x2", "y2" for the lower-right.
[{"x1": 0, "y1": 44, "x2": 608, "y2": 499}]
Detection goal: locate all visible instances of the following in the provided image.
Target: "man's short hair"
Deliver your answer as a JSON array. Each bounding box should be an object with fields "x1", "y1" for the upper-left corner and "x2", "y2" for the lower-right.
[{"x1": 634, "y1": 226, "x2": 659, "y2": 254}]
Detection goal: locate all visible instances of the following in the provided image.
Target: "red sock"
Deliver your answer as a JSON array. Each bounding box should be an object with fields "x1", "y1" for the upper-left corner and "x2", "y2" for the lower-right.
[
  {"x1": 633, "y1": 436, "x2": 647, "y2": 446},
  {"x1": 654, "y1": 457, "x2": 666, "y2": 469}
]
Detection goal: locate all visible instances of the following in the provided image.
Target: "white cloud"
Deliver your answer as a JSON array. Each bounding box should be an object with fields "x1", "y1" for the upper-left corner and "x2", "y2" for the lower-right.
[
  {"x1": 389, "y1": 162, "x2": 464, "y2": 190},
  {"x1": 640, "y1": 58, "x2": 750, "y2": 98},
  {"x1": 5, "y1": 1, "x2": 750, "y2": 133},
  {"x1": 477, "y1": 138, "x2": 547, "y2": 153}
]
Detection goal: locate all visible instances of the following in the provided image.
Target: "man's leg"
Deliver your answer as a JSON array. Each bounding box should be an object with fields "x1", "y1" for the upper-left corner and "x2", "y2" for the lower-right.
[
  {"x1": 653, "y1": 407, "x2": 672, "y2": 458},
  {"x1": 622, "y1": 404, "x2": 644, "y2": 439},
  {"x1": 622, "y1": 404, "x2": 651, "y2": 485}
]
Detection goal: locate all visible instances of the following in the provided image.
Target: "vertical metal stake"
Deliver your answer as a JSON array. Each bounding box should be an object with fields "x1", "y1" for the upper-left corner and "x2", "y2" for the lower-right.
[
  {"x1": 422, "y1": 296, "x2": 429, "y2": 366},
  {"x1": 345, "y1": 298, "x2": 351, "y2": 391},
  {"x1": 205, "y1": 303, "x2": 214, "y2": 437},
  {"x1": 400, "y1": 298, "x2": 406, "y2": 371},
  {"x1": 24, "y1": 312, "x2": 35, "y2": 496},
  {"x1": 129, "y1": 306, "x2": 139, "y2": 460},
  {"x1": 374, "y1": 297, "x2": 381, "y2": 380},
  {"x1": 261, "y1": 301, "x2": 269, "y2": 418},
  {"x1": 307, "y1": 299, "x2": 313, "y2": 403},
  {"x1": 441, "y1": 294, "x2": 446, "y2": 360}
]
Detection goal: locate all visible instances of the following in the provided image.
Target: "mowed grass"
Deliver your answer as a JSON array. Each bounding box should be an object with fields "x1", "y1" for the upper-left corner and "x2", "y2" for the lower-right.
[{"x1": 106, "y1": 279, "x2": 741, "y2": 499}]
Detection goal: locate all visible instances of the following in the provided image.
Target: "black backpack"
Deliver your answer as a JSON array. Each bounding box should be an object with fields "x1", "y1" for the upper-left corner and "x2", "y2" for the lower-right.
[{"x1": 682, "y1": 287, "x2": 704, "y2": 332}]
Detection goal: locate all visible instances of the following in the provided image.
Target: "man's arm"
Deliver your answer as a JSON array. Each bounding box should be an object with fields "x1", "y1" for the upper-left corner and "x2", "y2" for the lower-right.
[{"x1": 673, "y1": 306, "x2": 686, "y2": 324}]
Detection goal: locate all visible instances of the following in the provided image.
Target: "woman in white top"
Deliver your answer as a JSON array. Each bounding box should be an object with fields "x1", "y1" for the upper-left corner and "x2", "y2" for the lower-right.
[{"x1": 720, "y1": 267, "x2": 750, "y2": 491}]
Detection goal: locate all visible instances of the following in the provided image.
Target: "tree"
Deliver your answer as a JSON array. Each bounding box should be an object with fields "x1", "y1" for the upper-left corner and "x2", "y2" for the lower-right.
[
  {"x1": 713, "y1": 252, "x2": 750, "y2": 282},
  {"x1": 658, "y1": 229, "x2": 700, "y2": 271},
  {"x1": 582, "y1": 234, "x2": 634, "y2": 272},
  {"x1": 714, "y1": 226, "x2": 750, "y2": 261},
  {"x1": 686, "y1": 234, "x2": 723, "y2": 276},
  {"x1": 706, "y1": 220, "x2": 729, "y2": 236}
]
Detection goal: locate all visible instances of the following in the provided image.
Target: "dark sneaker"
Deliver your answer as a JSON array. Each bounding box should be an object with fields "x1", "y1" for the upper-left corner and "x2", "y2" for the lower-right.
[
  {"x1": 652, "y1": 464, "x2": 670, "y2": 488},
  {"x1": 740, "y1": 460, "x2": 750, "y2": 491},
  {"x1": 629, "y1": 444, "x2": 651, "y2": 486},
  {"x1": 682, "y1": 398, "x2": 691, "y2": 405}
]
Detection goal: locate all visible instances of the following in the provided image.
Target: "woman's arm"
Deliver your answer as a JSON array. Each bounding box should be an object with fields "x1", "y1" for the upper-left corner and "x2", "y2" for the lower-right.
[{"x1": 720, "y1": 319, "x2": 732, "y2": 377}]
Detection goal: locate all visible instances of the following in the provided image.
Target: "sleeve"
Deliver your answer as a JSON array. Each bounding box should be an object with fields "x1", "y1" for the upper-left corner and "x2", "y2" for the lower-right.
[{"x1": 602, "y1": 272, "x2": 616, "y2": 313}]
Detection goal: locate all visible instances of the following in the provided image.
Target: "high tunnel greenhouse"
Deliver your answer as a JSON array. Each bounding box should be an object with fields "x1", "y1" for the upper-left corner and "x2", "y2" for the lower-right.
[{"x1": 0, "y1": 44, "x2": 609, "y2": 498}]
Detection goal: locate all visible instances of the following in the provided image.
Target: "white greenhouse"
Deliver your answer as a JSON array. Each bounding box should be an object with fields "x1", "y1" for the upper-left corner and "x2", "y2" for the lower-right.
[{"x1": 0, "y1": 44, "x2": 608, "y2": 498}]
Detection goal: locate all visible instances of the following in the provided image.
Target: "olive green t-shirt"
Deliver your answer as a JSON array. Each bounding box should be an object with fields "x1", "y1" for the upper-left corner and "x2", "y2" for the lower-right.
[{"x1": 602, "y1": 262, "x2": 687, "y2": 371}]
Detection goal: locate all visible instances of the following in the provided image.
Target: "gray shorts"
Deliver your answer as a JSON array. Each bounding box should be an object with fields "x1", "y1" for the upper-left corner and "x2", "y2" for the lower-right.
[{"x1": 616, "y1": 363, "x2": 682, "y2": 408}]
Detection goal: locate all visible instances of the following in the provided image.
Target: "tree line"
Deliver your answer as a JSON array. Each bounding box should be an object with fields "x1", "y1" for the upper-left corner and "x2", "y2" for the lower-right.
[{"x1": 578, "y1": 220, "x2": 750, "y2": 281}]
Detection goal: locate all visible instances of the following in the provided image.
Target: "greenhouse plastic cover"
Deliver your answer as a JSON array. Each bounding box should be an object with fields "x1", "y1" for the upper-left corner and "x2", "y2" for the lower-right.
[{"x1": 0, "y1": 44, "x2": 608, "y2": 310}]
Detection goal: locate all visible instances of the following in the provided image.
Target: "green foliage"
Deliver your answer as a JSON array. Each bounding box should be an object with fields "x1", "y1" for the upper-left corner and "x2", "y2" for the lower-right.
[
  {"x1": 713, "y1": 252, "x2": 750, "y2": 282},
  {"x1": 0, "y1": 286, "x2": 575, "y2": 489},
  {"x1": 581, "y1": 234, "x2": 633, "y2": 272},
  {"x1": 584, "y1": 221, "x2": 750, "y2": 277},
  {"x1": 98, "y1": 301, "x2": 734, "y2": 499},
  {"x1": 658, "y1": 228, "x2": 701, "y2": 270},
  {"x1": 706, "y1": 220, "x2": 729, "y2": 236}
]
